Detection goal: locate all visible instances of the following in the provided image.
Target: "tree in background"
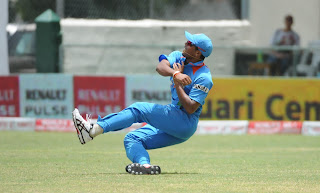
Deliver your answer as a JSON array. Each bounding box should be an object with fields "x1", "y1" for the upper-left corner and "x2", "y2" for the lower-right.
[{"x1": 14, "y1": 0, "x2": 55, "y2": 23}]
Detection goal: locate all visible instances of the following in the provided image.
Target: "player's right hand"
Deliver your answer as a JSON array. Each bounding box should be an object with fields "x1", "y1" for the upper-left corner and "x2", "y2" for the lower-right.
[{"x1": 174, "y1": 73, "x2": 192, "y2": 86}]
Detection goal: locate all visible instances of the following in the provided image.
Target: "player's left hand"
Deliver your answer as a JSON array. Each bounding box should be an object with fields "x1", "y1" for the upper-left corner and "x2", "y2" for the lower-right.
[
  {"x1": 173, "y1": 62, "x2": 184, "y2": 73},
  {"x1": 173, "y1": 62, "x2": 191, "y2": 86}
]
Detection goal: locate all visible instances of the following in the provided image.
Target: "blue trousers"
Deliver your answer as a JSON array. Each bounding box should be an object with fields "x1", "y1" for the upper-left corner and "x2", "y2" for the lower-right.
[{"x1": 96, "y1": 102, "x2": 198, "y2": 165}]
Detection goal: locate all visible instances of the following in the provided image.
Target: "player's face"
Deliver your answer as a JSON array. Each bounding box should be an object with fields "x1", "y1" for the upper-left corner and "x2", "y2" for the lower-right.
[{"x1": 183, "y1": 41, "x2": 201, "y2": 62}]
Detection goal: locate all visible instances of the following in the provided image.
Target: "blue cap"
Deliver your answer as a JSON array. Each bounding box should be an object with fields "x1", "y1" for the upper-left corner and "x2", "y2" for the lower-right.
[{"x1": 185, "y1": 31, "x2": 213, "y2": 57}]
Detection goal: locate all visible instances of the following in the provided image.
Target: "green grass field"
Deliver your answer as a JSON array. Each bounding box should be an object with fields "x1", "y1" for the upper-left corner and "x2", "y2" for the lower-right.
[{"x1": 0, "y1": 131, "x2": 319, "y2": 193}]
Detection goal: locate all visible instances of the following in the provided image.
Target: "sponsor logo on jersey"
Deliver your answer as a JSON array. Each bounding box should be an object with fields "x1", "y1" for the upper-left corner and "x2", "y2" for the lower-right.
[{"x1": 193, "y1": 84, "x2": 209, "y2": 93}]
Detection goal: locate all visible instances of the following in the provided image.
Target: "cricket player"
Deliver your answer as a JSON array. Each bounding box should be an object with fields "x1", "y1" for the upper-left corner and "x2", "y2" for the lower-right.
[{"x1": 72, "y1": 31, "x2": 213, "y2": 175}]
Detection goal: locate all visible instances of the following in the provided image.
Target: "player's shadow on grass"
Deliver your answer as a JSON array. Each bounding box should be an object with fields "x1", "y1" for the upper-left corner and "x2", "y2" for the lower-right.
[
  {"x1": 161, "y1": 172, "x2": 198, "y2": 175},
  {"x1": 82, "y1": 172, "x2": 198, "y2": 175},
  {"x1": 121, "y1": 172, "x2": 198, "y2": 175}
]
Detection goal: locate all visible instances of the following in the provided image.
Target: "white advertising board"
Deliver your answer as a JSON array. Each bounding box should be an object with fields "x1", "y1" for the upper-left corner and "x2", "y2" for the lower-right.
[
  {"x1": 0, "y1": 117, "x2": 35, "y2": 131},
  {"x1": 126, "y1": 74, "x2": 171, "y2": 106},
  {"x1": 302, "y1": 121, "x2": 320, "y2": 136},
  {"x1": 19, "y1": 74, "x2": 74, "y2": 118}
]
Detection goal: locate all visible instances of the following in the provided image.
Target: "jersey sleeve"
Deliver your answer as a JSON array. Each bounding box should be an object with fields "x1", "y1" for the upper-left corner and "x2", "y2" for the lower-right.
[
  {"x1": 189, "y1": 76, "x2": 213, "y2": 105},
  {"x1": 159, "y1": 51, "x2": 185, "y2": 68}
]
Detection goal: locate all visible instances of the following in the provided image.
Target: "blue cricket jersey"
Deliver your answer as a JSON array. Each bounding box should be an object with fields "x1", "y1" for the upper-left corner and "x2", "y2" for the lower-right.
[{"x1": 159, "y1": 51, "x2": 213, "y2": 117}]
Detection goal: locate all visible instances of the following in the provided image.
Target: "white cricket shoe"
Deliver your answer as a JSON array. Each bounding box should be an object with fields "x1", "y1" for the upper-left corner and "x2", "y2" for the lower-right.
[{"x1": 72, "y1": 108, "x2": 93, "y2": 145}]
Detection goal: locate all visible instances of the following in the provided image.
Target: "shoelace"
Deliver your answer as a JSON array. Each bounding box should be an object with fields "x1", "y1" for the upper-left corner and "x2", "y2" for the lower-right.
[{"x1": 86, "y1": 114, "x2": 92, "y2": 126}]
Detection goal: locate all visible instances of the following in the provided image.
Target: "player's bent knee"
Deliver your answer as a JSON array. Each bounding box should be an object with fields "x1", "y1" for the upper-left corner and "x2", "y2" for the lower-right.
[
  {"x1": 128, "y1": 102, "x2": 140, "y2": 107},
  {"x1": 124, "y1": 132, "x2": 141, "y2": 148},
  {"x1": 124, "y1": 132, "x2": 135, "y2": 143},
  {"x1": 129, "y1": 102, "x2": 155, "y2": 110}
]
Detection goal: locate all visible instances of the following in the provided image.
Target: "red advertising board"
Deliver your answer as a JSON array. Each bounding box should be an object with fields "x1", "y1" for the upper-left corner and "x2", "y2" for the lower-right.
[
  {"x1": 36, "y1": 119, "x2": 74, "y2": 132},
  {"x1": 74, "y1": 76, "x2": 125, "y2": 118},
  {"x1": 248, "y1": 121, "x2": 302, "y2": 134},
  {"x1": 0, "y1": 76, "x2": 19, "y2": 117}
]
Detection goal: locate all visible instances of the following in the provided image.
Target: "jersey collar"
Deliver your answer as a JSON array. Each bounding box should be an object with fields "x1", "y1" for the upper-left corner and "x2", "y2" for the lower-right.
[{"x1": 187, "y1": 60, "x2": 204, "y2": 67}]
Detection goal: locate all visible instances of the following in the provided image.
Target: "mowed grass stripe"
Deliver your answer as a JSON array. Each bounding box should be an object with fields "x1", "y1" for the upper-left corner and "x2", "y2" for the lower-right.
[{"x1": 0, "y1": 131, "x2": 319, "y2": 192}]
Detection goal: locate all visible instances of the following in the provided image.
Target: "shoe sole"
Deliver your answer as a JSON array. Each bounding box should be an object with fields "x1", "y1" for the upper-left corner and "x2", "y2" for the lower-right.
[
  {"x1": 125, "y1": 163, "x2": 161, "y2": 175},
  {"x1": 72, "y1": 111, "x2": 85, "y2": 145}
]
